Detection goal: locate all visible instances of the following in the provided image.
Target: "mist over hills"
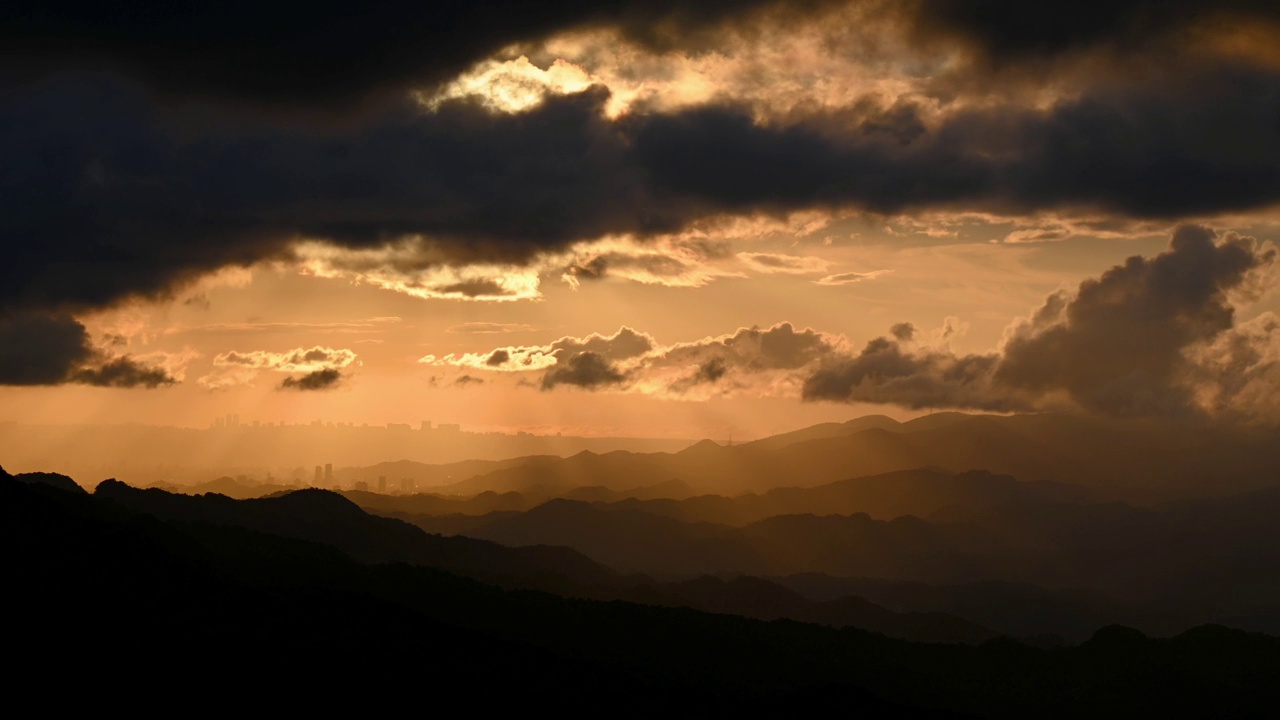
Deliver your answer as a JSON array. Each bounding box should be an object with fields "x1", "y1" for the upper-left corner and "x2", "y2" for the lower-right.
[
  {"x1": 394, "y1": 488, "x2": 1280, "y2": 626},
  {"x1": 7, "y1": 410, "x2": 1280, "y2": 713},
  {"x1": 0, "y1": 420, "x2": 693, "y2": 487},
  {"x1": 331, "y1": 412, "x2": 1279, "y2": 502}
]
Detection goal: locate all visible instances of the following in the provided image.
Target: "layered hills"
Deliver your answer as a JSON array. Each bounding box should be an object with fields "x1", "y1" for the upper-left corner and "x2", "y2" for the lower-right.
[{"x1": 7, "y1": 469, "x2": 1278, "y2": 716}]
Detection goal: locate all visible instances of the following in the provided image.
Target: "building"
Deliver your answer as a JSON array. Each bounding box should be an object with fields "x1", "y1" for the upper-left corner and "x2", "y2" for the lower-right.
[
  {"x1": 314, "y1": 466, "x2": 322, "y2": 485},
  {"x1": 324, "y1": 463, "x2": 333, "y2": 484},
  {"x1": 400, "y1": 477, "x2": 415, "y2": 493},
  {"x1": 378, "y1": 476, "x2": 387, "y2": 493}
]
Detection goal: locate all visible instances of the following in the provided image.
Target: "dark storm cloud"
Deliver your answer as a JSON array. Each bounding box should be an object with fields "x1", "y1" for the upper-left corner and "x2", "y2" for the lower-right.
[
  {"x1": 540, "y1": 352, "x2": 626, "y2": 390},
  {"x1": 7, "y1": 62, "x2": 1280, "y2": 318},
  {"x1": 634, "y1": 63, "x2": 1280, "y2": 219},
  {"x1": 486, "y1": 350, "x2": 511, "y2": 367},
  {"x1": 8, "y1": 1, "x2": 1276, "y2": 112},
  {"x1": 805, "y1": 226, "x2": 1279, "y2": 419},
  {"x1": 0, "y1": 313, "x2": 95, "y2": 385},
  {"x1": 0, "y1": 311, "x2": 176, "y2": 387},
  {"x1": 0, "y1": 0, "x2": 793, "y2": 110},
  {"x1": 279, "y1": 368, "x2": 344, "y2": 391},
  {"x1": 901, "y1": 1, "x2": 1280, "y2": 64},
  {"x1": 0, "y1": 81, "x2": 659, "y2": 314},
  {"x1": 70, "y1": 357, "x2": 176, "y2": 389}
]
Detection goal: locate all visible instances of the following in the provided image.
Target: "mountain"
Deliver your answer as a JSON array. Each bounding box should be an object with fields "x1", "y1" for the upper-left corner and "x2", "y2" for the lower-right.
[
  {"x1": 376, "y1": 411, "x2": 1279, "y2": 499},
  {"x1": 1, "y1": 465, "x2": 85, "y2": 494},
  {"x1": 7, "y1": 474, "x2": 1278, "y2": 716},
  {"x1": 641, "y1": 575, "x2": 995, "y2": 644},
  {"x1": 89, "y1": 477, "x2": 1000, "y2": 643},
  {"x1": 405, "y1": 485, "x2": 1280, "y2": 634},
  {"x1": 93, "y1": 479, "x2": 623, "y2": 593}
]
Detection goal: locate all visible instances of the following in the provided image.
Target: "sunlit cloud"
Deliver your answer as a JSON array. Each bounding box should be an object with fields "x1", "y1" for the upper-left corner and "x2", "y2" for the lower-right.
[
  {"x1": 198, "y1": 345, "x2": 360, "y2": 391},
  {"x1": 424, "y1": 322, "x2": 849, "y2": 400},
  {"x1": 560, "y1": 235, "x2": 745, "y2": 289},
  {"x1": 421, "y1": 55, "x2": 596, "y2": 114},
  {"x1": 806, "y1": 226, "x2": 1280, "y2": 423},
  {"x1": 738, "y1": 252, "x2": 830, "y2": 275},
  {"x1": 421, "y1": 327, "x2": 654, "y2": 374},
  {"x1": 815, "y1": 270, "x2": 893, "y2": 285},
  {"x1": 294, "y1": 239, "x2": 543, "y2": 302}
]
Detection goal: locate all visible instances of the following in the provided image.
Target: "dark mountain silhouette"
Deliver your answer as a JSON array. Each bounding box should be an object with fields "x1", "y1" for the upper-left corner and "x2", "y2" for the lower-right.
[
  {"x1": 739, "y1": 414, "x2": 906, "y2": 451},
  {"x1": 451, "y1": 497, "x2": 764, "y2": 576},
  {"x1": 93, "y1": 479, "x2": 623, "y2": 593},
  {"x1": 435, "y1": 449, "x2": 684, "y2": 496},
  {"x1": 1, "y1": 465, "x2": 85, "y2": 493},
  {"x1": 404, "y1": 486, "x2": 1280, "y2": 635},
  {"x1": 579, "y1": 468, "x2": 1091, "y2": 526},
  {"x1": 772, "y1": 574, "x2": 1197, "y2": 643},
  {"x1": 150, "y1": 474, "x2": 295, "y2": 499},
  {"x1": 91, "y1": 477, "x2": 999, "y2": 643},
  {"x1": 6, "y1": 474, "x2": 1278, "y2": 716},
  {"x1": 637, "y1": 575, "x2": 995, "y2": 644}
]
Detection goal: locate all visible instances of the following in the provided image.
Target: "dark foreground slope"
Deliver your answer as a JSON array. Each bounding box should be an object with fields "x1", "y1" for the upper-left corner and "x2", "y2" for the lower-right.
[{"x1": 4, "y1": 473, "x2": 1278, "y2": 717}]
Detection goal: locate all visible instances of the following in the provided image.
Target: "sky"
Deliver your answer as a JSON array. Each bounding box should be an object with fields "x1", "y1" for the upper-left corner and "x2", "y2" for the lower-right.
[{"x1": 2, "y1": 1, "x2": 1279, "y2": 439}]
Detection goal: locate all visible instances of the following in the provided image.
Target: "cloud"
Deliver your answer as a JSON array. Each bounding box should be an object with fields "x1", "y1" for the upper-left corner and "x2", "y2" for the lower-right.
[
  {"x1": 294, "y1": 239, "x2": 544, "y2": 301},
  {"x1": 422, "y1": 326, "x2": 655, "y2": 373},
  {"x1": 279, "y1": 368, "x2": 345, "y2": 391},
  {"x1": 1191, "y1": 312, "x2": 1280, "y2": 424},
  {"x1": 165, "y1": 318, "x2": 400, "y2": 336},
  {"x1": 454, "y1": 374, "x2": 486, "y2": 387},
  {"x1": 804, "y1": 225, "x2": 1280, "y2": 421},
  {"x1": 447, "y1": 322, "x2": 538, "y2": 334},
  {"x1": 4, "y1": 0, "x2": 1280, "y2": 381},
  {"x1": 896, "y1": 1, "x2": 1280, "y2": 66},
  {"x1": 431, "y1": 321, "x2": 844, "y2": 399},
  {"x1": 737, "y1": 252, "x2": 829, "y2": 275},
  {"x1": 69, "y1": 357, "x2": 177, "y2": 388},
  {"x1": 0, "y1": 1, "x2": 802, "y2": 110},
  {"x1": 994, "y1": 224, "x2": 1273, "y2": 416},
  {"x1": 214, "y1": 346, "x2": 358, "y2": 373},
  {"x1": 815, "y1": 270, "x2": 893, "y2": 285},
  {"x1": 561, "y1": 236, "x2": 744, "y2": 289},
  {"x1": 200, "y1": 345, "x2": 358, "y2": 390},
  {"x1": 10, "y1": 1, "x2": 1279, "y2": 114},
  {"x1": 0, "y1": 311, "x2": 177, "y2": 387},
  {"x1": 540, "y1": 352, "x2": 626, "y2": 390},
  {"x1": 802, "y1": 336, "x2": 1026, "y2": 411}
]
